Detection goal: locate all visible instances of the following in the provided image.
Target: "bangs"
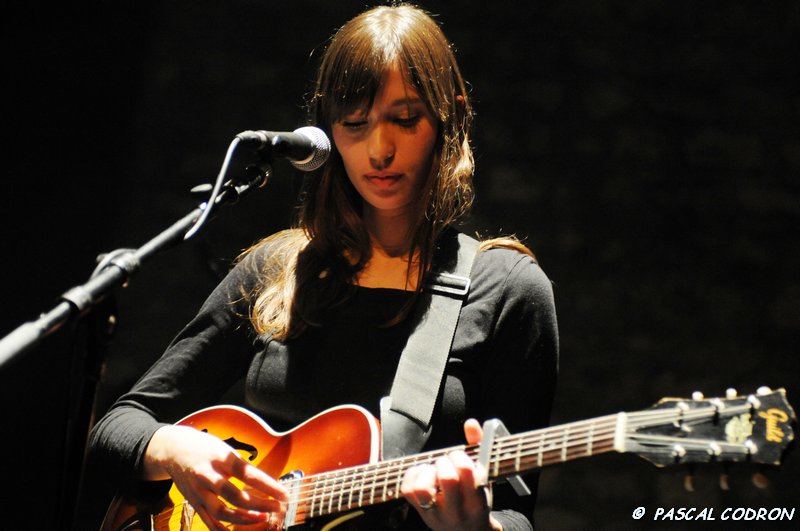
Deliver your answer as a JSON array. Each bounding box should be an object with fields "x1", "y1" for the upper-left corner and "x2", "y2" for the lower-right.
[{"x1": 324, "y1": 49, "x2": 387, "y2": 123}]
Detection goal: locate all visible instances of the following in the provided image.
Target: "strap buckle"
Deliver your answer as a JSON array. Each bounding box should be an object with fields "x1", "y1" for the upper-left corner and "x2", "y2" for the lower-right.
[{"x1": 425, "y1": 272, "x2": 471, "y2": 298}]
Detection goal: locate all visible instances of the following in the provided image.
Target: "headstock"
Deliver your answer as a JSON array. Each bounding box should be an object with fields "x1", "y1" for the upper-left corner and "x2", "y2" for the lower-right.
[{"x1": 624, "y1": 387, "x2": 796, "y2": 470}]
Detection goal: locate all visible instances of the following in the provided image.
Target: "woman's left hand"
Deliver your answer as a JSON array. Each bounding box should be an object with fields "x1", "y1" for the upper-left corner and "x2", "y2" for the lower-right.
[{"x1": 400, "y1": 419, "x2": 502, "y2": 531}]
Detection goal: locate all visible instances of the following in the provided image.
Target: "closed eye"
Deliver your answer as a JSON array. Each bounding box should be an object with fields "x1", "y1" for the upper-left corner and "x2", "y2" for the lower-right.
[
  {"x1": 340, "y1": 120, "x2": 367, "y2": 130},
  {"x1": 394, "y1": 115, "x2": 421, "y2": 128}
]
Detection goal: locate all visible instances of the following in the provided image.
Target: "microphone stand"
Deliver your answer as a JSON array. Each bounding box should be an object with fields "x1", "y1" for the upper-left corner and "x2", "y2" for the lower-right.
[{"x1": 0, "y1": 143, "x2": 272, "y2": 529}]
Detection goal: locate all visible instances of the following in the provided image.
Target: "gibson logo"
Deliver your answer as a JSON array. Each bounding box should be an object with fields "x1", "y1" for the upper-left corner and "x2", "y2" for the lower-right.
[{"x1": 758, "y1": 408, "x2": 789, "y2": 442}]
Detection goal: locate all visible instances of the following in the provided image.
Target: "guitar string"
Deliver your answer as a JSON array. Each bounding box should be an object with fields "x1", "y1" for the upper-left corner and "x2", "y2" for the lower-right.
[
  {"x1": 287, "y1": 405, "x2": 753, "y2": 515},
  {"x1": 488, "y1": 405, "x2": 751, "y2": 458},
  {"x1": 149, "y1": 404, "x2": 755, "y2": 523},
  {"x1": 289, "y1": 441, "x2": 624, "y2": 521},
  {"x1": 628, "y1": 433, "x2": 752, "y2": 450},
  {"x1": 286, "y1": 419, "x2": 622, "y2": 516},
  {"x1": 150, "y1": 432, "x2": 630, "y2": 529},
  {"x1": 290, "y1": 412, "x2": 663, "y2": 510}
]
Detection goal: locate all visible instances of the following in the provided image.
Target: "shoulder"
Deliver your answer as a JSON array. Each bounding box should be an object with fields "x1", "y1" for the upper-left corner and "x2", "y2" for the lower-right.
[
  {"x1": 211, "y1": 229, "x2": 306, "y2": 299},
  {"x1": 470, "y1": 243, "x2": 555, "y2": 308}
]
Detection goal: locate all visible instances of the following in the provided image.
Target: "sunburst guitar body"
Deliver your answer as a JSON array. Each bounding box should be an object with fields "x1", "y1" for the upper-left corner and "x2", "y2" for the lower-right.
[{"x1": 102, "y1": 404, "x2": 381, "y2": 530}]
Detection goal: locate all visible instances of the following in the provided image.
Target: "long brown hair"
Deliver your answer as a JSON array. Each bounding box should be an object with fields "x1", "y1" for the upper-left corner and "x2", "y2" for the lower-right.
[{"x1": 244, "y1": 4, "x2": 527, "y2": 340}]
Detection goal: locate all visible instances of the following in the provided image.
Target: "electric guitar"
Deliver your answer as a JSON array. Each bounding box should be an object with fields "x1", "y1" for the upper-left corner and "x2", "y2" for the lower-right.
[{"x1": 102, "y1": 387, "x2": 795, "y2": 530}]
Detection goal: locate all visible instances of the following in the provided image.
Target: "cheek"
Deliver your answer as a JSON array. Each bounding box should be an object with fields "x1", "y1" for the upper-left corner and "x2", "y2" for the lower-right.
[
  {"x1": 332, "y1": 135, "x2": 359, "y2": 176},
  {"x1": 414, "y1": 130, "x2": 438, "y2": 173},
  {"x1": 418, "y1": 119, "x2": 439, "y2": 161}
]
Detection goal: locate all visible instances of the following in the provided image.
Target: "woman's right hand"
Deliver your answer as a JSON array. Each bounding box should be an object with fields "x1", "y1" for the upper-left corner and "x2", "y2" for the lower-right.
[{"x1": 144, "y1": 424, "x2": 289, "y2": 530}]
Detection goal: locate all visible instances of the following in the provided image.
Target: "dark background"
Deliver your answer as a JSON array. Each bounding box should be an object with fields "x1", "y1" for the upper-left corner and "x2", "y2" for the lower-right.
[{"x1": 1, "y1": 1, "x2": 798, "y2": 529}]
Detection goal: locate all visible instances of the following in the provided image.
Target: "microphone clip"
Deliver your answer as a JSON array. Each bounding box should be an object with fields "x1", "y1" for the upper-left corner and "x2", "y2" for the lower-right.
[{"x1": 190, "y1": 162, "x2": 271, "y2": 207}]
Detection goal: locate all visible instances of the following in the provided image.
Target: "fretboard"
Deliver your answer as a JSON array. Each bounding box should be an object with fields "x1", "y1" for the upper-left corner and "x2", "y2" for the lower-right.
[{"x1": 283, "y1": 414, "x2": 621, "y2": 524}]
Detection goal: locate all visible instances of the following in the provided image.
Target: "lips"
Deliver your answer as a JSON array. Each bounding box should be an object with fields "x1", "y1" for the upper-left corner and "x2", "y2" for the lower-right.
[{"x1": 365, "y1": 173, "x2": 402, "y2": 188}]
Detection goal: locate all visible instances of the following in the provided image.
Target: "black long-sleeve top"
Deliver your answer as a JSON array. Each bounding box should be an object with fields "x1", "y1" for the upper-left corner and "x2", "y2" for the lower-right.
[{"x1": 89, "y1": 234, "x2": 559, "y2": 530}]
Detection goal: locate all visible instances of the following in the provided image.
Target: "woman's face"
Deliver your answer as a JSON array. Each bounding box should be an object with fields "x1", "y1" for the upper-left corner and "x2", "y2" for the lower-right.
[{"x1": 332, "y1": 66, "x2": 439, "y2": 220}]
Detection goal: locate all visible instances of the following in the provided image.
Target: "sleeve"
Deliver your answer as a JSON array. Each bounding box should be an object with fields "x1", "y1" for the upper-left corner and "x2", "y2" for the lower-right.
[
  {"x1": 87, "y1": 246, "x2": 267, "y2": 497},
  {"x1": 480, "y1": 251, "x2": 560, "y2": 531}
]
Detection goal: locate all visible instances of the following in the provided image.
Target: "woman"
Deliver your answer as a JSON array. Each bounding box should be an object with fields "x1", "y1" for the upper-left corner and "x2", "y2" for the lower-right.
[{"x1": 90, "y1": 4, "x2": 558, "y2": 530}]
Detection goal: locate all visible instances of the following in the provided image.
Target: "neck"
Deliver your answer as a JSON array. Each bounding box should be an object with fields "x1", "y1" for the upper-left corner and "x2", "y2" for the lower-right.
[
  {"x1": 355, "y1": 205, "x2": 419, "y2": 290},
  {"x1": 362, "y1": 206, "x2": 416, "y2": 257}
]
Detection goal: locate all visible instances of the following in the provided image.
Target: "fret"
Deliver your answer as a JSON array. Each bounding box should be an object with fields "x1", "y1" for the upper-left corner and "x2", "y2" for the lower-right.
[
  {"x1": 334, "y1": 469, "x2": 345, "y2": 511},
  {"x1": 537, "y1": 433, "x2": 544, "y2": 467},
  {"x1": 344, "y1": 469, "x2": 356, "y2": 510},
  {"x1": 545, "y1": 431, "x2": 558, "y2": 462},
  {"x1": 395, "y1": 466, "x2": 404, "y2": 500},
  {"x1": 381, "y1": 465, "x2": 389, "y2": 501},
  {"x1": 560, "y1": 426, "x2": 569, "y2": 461},
  {"x1": 368, "y1": 471, "x2": 377, "y2": 505},
  {"x1": 309, "y1": 476, "x2": 319, "y2": 518},
  {"x1": 323, "y1": 470, "x2": 335, "y2": 516},
  {"x1": 357, "y1": 471, "x2": 365, "y2": 507},
  {"x1": 587, "y1": 422, "x2": 595, "y2": 455},
  {"x1": 345, "y1": 475, "x2": 353, "y2": 510},
  {"x1": 357, "y1": 471, "x2": 369, "y2": 507},
  {"x1": 325, "y1": 470, "x2": 335, "y2": 515},
  {"x1": 336, "y1": 470, "x2": 344, "y2": 512},
  {"x1": 321, "y1": 471, "x2": 331, "y2": 516}
]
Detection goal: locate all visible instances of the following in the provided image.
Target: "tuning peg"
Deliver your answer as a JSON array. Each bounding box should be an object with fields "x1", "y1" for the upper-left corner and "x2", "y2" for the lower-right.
[
  {"x1": 757, "y1": 386, "x2": 773, "y2": 396},
  {"x1": 719, "y1": 464, "x2": 731, "y2": 491},
  {"x1": 692, "y1": 391, "x2": 704, "y2": 400},
  {"x1": 752, "y1": 469, "x2": 770, "y2": 489},
  {"x1": 191, "y1": 183, "x2": 214, "y2": 195},
  {"x1": 683, "y1": 465, "x2": 696, "y2": 492},
  {"x1": 726, "y1": 388, "x2": 738, "y2": 399}
]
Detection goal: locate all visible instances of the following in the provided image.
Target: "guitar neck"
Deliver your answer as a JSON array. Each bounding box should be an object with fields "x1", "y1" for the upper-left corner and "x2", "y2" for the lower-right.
[{"x1": 287, "y1": 414, "x2": 621, "y2": 523}]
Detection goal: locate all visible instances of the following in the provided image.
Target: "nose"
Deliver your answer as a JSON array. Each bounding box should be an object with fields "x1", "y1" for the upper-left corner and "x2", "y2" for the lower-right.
[{"x1": 367, "y1": 124, "x2": 395, "y2": 169}]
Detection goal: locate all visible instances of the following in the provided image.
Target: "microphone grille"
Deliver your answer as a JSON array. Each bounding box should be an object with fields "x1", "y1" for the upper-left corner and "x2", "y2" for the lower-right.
[{"x1": 292, "y1": 126, "x2": 331, "y2": 172}]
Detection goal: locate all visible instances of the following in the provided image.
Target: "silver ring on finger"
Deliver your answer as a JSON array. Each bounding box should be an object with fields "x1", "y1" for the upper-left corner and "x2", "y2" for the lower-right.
[{"x1": 419, "y1": 497, "x2": 437, "y2": 510}]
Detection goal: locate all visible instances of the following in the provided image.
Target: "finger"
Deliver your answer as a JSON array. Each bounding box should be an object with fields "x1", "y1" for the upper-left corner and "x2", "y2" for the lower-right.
[
  {"x1": 463, "y1": 418, "x2": 483, "y2": 445},
  {"x1": 448, "y1": 451, "x2": 491, "y2": 512},
  {"x1": 190, "y1": 494, "x2": 231, "y2": 531},
  {"x1": 188, "y1": 470, "x2": 276, "y2": 524},
  {"x1": 449, "y1": 450, "x2": 479, "y2": 487},
  {"x1": 401, "y1": 464, "x2": 438, "y2": 508},
  {"x1": 196, "y1": 486, "x2": 276, "y2": 526},
  {"x1": 218, "y1": 479, "x2": 285, "y2": 514},
  {"x1": 435, "y1": 455, "x2": 463, "y2": 512},
  {"x1": 225, "y1": 455, "x2": 289, "y2": 502}
]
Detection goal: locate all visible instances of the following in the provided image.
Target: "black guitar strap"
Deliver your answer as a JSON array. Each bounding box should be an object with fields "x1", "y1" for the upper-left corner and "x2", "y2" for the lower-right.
[{"x1": 380, "y1": 230, "x2": 480, "y2": 459}]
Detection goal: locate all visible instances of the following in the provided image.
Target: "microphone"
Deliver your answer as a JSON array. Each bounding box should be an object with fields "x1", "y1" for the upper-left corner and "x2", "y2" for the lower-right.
[{"x1": 236, "y1": 126, "x2": 331, "y2": 172}]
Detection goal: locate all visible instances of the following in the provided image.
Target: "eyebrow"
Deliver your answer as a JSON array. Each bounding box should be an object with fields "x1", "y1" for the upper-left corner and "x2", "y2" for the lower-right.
[
  {"x1": 339, "y1": 97, "x2": 426, "y2": 119},
  {"x1": 390, "y1": 97, "x2": 425, "y2": 108}
]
